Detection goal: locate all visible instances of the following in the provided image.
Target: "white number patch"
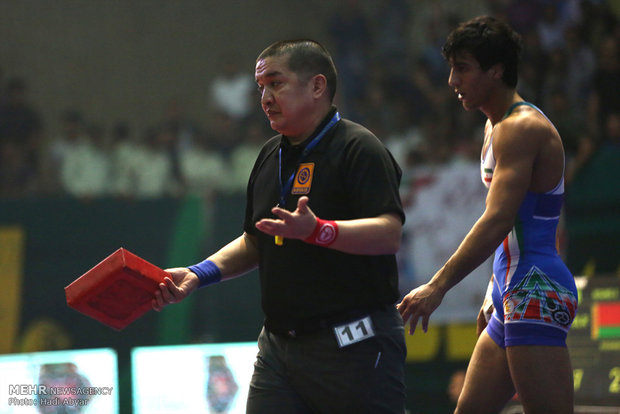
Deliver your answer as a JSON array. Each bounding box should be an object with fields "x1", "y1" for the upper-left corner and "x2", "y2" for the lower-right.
[{"x1": 333, "y1": 316, "x2": 375, "y2": 348}]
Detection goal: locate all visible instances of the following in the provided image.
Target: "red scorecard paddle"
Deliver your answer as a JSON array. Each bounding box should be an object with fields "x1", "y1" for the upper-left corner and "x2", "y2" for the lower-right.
[{"x1": 65, "y1": 248, "x2": 168, "y2": 330}]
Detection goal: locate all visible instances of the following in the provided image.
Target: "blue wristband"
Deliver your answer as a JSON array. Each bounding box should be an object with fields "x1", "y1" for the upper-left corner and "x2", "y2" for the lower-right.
[{"x1": 188, "y1": 259, "x2": 222, "y2": 288}]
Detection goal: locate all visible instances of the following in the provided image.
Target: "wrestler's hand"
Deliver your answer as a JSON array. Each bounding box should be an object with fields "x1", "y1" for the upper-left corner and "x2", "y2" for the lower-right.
[
  {"x1": 397, "y1": 282, "x2": 445, "y2": 335},
  {"x1": 477, "y1": 275, "x2": 495, "y2": 336},
  {"x1": 255, "y1": 196, "x2": 317, "y2": 240},
  {"x1": 152, "y1": 267, "x2": 200, "y2": 312},
  {"x1": 476, "y1": 306, "x2": 489, "y2": 337}
]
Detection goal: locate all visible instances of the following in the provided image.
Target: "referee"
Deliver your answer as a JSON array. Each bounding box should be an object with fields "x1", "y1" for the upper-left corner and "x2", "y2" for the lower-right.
[{"x1": 154, "y1": 39, "x2": 407, "y2": 413}]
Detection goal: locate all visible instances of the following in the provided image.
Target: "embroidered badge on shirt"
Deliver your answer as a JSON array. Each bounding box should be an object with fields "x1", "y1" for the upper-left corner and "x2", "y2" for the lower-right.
[{"x1": 292, "y1": 163, "x2": 314, "y2": 195}]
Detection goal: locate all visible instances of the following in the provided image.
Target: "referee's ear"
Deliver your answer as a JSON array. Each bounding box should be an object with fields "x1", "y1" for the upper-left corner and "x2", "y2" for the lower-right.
[{"x1": 310, "y1": 74, "x2": 328, "y2": 100}]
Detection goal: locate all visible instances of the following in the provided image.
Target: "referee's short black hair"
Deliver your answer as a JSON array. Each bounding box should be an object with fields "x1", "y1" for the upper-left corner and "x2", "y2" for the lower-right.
[
  {"x1": 442, "y1": 16, "x2": 523, "y2": 88},
  {"x1": 257, "y1": 39, "x2": 338, "y2": 102}
]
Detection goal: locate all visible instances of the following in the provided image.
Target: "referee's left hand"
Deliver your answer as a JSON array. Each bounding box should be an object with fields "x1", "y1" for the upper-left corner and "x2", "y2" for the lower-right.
[{"x1": 255, "y1": 196, "x2": 317, "y2": 240}]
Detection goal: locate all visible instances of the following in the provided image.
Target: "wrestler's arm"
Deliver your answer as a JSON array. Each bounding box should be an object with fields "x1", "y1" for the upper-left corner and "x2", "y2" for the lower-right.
[
  {"x1": 432, "y1": 120, "x2": 537, "y2": 291},
  {"x1": 399, "y1": 118, "x2": 543, "y2": 332},
  {"x1": 431, "y1": 125, "x2": 537, "y2": 292}
]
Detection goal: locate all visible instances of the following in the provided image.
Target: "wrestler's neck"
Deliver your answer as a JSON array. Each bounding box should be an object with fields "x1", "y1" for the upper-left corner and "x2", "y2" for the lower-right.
[{"x1": 482, "y1": 89, "x2": 524, "y2": 126}]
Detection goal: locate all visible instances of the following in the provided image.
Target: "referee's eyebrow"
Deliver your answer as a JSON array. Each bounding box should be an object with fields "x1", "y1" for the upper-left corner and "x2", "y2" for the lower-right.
[{"x1": 256, "y1": 70, "x2": 283, "y2": 82}]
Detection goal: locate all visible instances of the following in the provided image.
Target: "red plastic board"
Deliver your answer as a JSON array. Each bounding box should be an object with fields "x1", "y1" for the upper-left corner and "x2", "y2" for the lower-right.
[{"x1": 65, "y1": 248, "x2": 168, "y2": 330}]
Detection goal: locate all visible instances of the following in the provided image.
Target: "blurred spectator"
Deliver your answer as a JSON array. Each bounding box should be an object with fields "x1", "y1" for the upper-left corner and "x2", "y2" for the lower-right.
[
  {"x1": 111, "y1": 121, "x2": 182, "y2": 199},
  {"x1": 447, "y1": 369, "x2": 466, "y2": 406},
  {"x1": 156, "y1": 124, "x2": 186, "y2": 193},
  {"x1": 356, "y1": 81, "x2": 396, "y2": 139},
  {"x1": 516, "y1": 58, "x2": 539, "y2": 104},
  {"x1": 603, "y1": 111, "x2": 620, "y2": 148},
  {"x1": 564, "y1": 24, "x2": 597, "y2": 114},
  {"x1": 1, "y1": 0, "x2": 618, "y2": 211},
  {"x1": 0, "y1": 141, "x2": 35, "y2": 198},
  {"x1": 536, "y1": 4, "x2": 570, "y2": 53},
  {"x1": 0, "y1": 67, "x2": 6, "y2": 106},
  {"x1": 581, "y1": 0, "x2": 620, "y2": 49},
  {"x1": 382, "y1": 106, "x2": 424, "y2": 174},
  {"x1": 328, "y1": 0, "x2": 372, "y2": 115},
  {"x1": 110, "y1": 121, "x2": 141, "y2": 199},
  {"x1": 204, "y1": 111, "x2": 243, "y2": 160},
  {"x1": 159, "y1": 98, "x2": 201, "y2": 152},
  {"x1": 408, "y1": 57, "x2": 451, "y2": 123},
  {"x1": 565, "y1": 134, "x2": 597, "y2": 186},
  {"x1": 371, "y1": 0, "x2": 411, "y2": 72},
  {"x1": 557, "y1": 0, "x2": 583, "y2": 26},
  {"x1": 155, "y1": 99, "x2": 203, "y2": 191},
  {"x1": 43, "y1": 111, "x2": 86, "y2": 195},
  {"x1": 518, "y1": 30, "x2": 547, "y2": 104},
  {"x1": 224, "y1": 118, "x2": 270, "y2": 195},
  {"x1": 59, "y1": 118, "x2": 111, "y2": 199},
  {"x1": 0, "y1": 77, "x2": 43, "y2": 197},
  {"x1": 130, "y1": 128, "x2": 176, "y2": 199},
  {"x1": 547, "y1": 88, "x2": 589, "y2": 162},
  {"x1": 418, "y1": 8, "x2": 455, "y2": 87},
  {"x1": 588, "y1": 34, "x2": 620, "y2": 140},
  {"x1": 503, "y1": 0, "x2": 543, "y2": 34},
  {"x1": 179, "y1": 130, "x2": 226, "y2": 198},
  {"x1": 539, "y1": 49, "x2": 568, "y2": 111},
  {"x1": 0, "y1": 77, "x2": 42, "y2": 146},
  {"x1": 209, "y1": 54, "x2": 255, "y2": 124}
]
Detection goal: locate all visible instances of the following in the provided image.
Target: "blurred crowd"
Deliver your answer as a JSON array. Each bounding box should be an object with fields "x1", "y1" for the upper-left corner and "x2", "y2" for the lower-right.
[
  {"x1": 0, "y1": 0, "x2": 618, "y2": 202},
  {"x1": 0, "y1": 77, "x2": 271, "y2": 200}
]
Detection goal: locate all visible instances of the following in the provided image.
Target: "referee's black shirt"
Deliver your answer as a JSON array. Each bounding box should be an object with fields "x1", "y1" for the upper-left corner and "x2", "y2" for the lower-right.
[{"x1": 244, "y1": 108, "x2": 405, "y2": 333}]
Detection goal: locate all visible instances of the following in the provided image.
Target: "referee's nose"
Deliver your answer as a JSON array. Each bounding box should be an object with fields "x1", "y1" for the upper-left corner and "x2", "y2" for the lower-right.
[{"x1": 260, "y1": 87, "x2": 274, "y2": 108}]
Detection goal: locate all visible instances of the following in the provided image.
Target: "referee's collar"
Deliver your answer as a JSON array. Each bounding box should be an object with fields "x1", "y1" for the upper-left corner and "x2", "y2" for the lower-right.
[{"x1": 281, "y1": 106, "x2": 339, "y2": 151}]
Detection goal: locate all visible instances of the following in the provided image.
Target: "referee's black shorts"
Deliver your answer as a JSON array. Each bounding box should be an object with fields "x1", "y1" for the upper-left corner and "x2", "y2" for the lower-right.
[{"x1": 246, "y1": 305, "x2": 407, "y2": 413}]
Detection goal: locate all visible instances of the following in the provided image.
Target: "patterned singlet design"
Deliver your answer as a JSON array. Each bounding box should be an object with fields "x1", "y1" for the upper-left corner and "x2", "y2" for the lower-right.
[{"x1": 481, "y1": 101, "x2": 578, "y2": 348}]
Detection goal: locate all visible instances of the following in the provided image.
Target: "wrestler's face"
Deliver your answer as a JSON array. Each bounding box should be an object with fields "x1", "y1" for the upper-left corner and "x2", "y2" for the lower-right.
[
  {"x1": 255, "y1": 55, "x2": 316, "y2": 142},
  {"x1": 447, "y1": 51, "x2": 496, "y2": 111}
]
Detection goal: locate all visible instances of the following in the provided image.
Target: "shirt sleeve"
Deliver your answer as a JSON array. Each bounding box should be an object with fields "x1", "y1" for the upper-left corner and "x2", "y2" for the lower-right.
[{"x1": 342, "y1": 129, "x2": 405, "y2": 223}]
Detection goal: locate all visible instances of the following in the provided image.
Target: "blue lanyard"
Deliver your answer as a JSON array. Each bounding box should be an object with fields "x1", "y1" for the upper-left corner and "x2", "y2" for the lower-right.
[{"x1": 278, "y1": 111, "x2": 341, "y2": 206}]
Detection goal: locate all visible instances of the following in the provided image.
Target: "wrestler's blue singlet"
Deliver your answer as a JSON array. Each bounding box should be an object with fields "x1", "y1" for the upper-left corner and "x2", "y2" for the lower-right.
[{"x1": 481, "y1": 101, "x2": 578, "y2": 348}]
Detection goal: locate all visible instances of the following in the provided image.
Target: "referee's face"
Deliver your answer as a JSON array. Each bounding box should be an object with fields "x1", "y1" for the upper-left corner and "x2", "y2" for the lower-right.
[{"x1": 255, "y1": 55, "x2": 317, "y2": 143}]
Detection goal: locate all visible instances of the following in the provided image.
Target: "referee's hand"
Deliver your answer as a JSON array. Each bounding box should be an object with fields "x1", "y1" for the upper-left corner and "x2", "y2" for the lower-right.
[
  {"x1": 255, "y1": 196, "x2": 317, "y2": 240},
  {"x1": 152, "y1": 267, "x2": 199, "y2": 312}
]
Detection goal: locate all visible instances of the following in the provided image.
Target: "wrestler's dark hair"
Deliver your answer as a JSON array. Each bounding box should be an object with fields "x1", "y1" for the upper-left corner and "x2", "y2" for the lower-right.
[
  {"x1": 257, "y1": 39, "x2": 338, "y2": 102},
  {"x1": 442, "y1": 15, "x2": 523, "y2": 88}
]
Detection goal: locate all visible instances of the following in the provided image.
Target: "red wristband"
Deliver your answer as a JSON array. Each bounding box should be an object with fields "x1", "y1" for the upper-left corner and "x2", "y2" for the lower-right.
[{"x1": 304, "y1": 218, "x2": 338, "y2": 246}]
